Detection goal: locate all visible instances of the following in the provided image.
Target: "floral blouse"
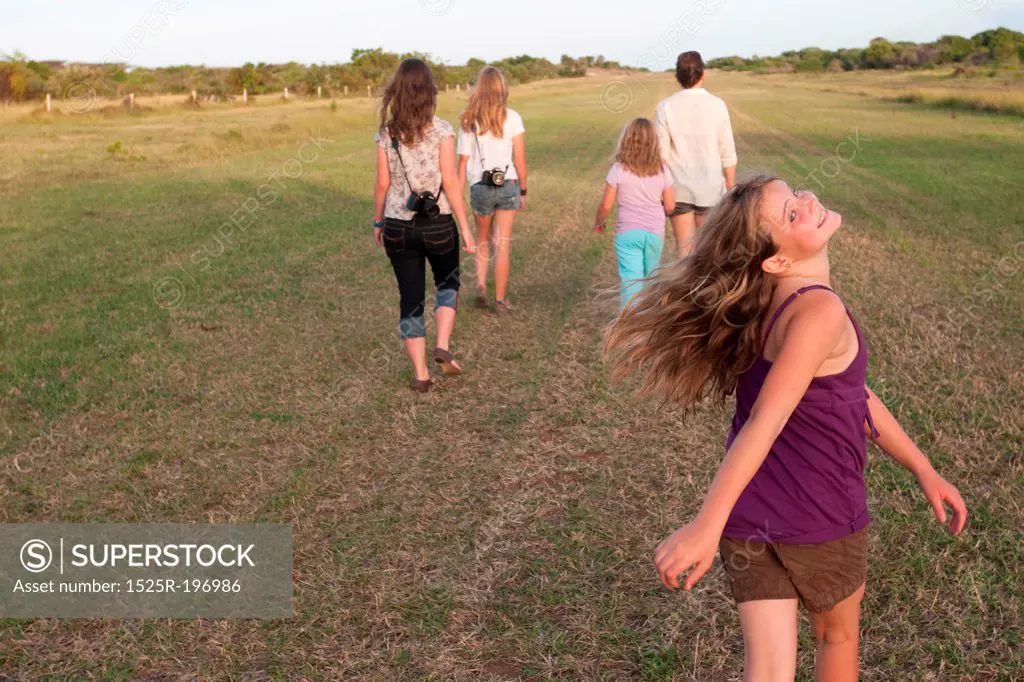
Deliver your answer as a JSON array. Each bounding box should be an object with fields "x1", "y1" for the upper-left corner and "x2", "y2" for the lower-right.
[{"x1": 375, "y1": 116, "x2": 454, "y2": 220}]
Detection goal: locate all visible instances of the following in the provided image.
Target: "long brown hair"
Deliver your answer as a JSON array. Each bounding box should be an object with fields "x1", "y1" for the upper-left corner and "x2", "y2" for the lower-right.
[
  {"x1": 604, "y1": 175, "x2": 781, "y2": 409},
  {"x1": 380, "y1": 58, "x2": 438, "y2": 146},
  {"x1": 460, "y1": 66, "x2": 508, "y2": 136},
  {"x1": 615, "y1": 118, "x2": 663, "y2": 177}
]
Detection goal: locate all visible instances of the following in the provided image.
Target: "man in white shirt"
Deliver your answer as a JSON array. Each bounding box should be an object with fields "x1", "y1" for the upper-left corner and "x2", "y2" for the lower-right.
[{"x1": 655, "y1": 51, "x2": 738, "y2": 258}]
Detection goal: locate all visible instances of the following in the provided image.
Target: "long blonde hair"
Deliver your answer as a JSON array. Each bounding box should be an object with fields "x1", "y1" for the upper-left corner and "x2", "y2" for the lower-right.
[
  {"x1": 460, "y1": 66, "x2": 509, "y2": 136},
  {"x1": 615, "y1": 118, "x2": 664, "y2": 177},
  {"x1": 604, "y1": 175, "x2": 782, "y2": 409}
]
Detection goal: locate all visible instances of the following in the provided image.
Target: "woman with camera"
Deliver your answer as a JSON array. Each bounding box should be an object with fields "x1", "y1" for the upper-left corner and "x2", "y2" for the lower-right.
[
  {"x1": 457, "y1": 66, "x2": 528, "y2": 315},
  {"x1": 373, "y1": 58, "x2": 477, "y2": 393}
]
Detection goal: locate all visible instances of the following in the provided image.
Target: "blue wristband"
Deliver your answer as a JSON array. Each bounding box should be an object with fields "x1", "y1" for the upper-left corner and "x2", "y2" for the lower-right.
[{"x1": 373, "y1": 219, "x2": 385, "y2": 229}]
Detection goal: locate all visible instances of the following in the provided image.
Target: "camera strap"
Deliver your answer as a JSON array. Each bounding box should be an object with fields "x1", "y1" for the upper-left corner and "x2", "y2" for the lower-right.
[
  {"x1": 391, "y1": 135, "x2": 441, "y2": 200},
  {"x1": 474, "y1": 125, "x2": 509, "y2": 174}
]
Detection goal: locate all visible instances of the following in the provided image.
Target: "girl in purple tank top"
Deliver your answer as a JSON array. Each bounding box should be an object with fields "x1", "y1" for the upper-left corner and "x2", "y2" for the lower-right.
[{"x1": 605, "y1": 175, "x2": 967, "y2": 681}]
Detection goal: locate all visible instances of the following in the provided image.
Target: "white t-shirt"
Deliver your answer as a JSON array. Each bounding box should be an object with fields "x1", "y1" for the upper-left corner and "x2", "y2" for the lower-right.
[{"x1": 456, "y1": 109, "x2": 525, "y2": 186}]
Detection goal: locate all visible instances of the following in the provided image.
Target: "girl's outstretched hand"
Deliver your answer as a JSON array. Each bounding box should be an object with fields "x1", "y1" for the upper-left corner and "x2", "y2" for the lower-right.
[
  {"x1": 917, "y1": 469, "x2": 968, "y2": 535},
  {"x1": 654, "y1": 519, "x2": 720, "y2": 591}
]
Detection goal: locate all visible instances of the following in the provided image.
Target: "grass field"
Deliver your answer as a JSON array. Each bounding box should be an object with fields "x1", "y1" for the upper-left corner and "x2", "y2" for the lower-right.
[
  {"x1": 756, "y1": 66, "x2": 1024, "y2": 117},
  {"x1": 1, "y1": 70, "x2": 1022, "y2": 680}
]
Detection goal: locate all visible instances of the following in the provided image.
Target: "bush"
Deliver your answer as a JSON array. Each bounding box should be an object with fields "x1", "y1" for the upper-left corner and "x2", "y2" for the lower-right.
[
  {"x1": 938, "y1": 35, "x2": 973, "y2": 63},
  {"x1": 705, "y1": 28, "x2": 1024, "y2": 74},
  {"x1": 795, "y1": 58, "x2": 824, "y2": 72},
  {"x1": 863, "y1": 38, "x2": 897, "y2": 69},
  {"x1": 1, "y1": 52, "x2": 47, "y2": 102},
  {"x1": 3, "y1": 49, "x2": 632, "y2": 104}
]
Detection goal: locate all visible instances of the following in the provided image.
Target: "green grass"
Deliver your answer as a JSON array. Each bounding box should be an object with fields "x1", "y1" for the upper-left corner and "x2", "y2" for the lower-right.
[
  {"x1": 0, "y1": 72, "x2": 1021, "y2": 679},
  {"x1": 758, "y1": 66, "x2": 1024, "y2": 117}
]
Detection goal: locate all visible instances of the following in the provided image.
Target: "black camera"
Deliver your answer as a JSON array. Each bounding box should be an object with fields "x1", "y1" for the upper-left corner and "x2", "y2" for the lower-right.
[
  {"x1": 406, "y1": 191, "x2": 440, "y2": 218},
  {"x1": 481, "y1": 168, "x2": 506, "y2": 187}
]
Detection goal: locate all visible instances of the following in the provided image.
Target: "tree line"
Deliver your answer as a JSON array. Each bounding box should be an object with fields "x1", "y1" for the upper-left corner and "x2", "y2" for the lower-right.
[
  {"x1": 707, "y1": 28, "x2": 1024, "y2": 73},
  {"x1": 0, "y1": 49, "x2": 631, "y2": 104}
]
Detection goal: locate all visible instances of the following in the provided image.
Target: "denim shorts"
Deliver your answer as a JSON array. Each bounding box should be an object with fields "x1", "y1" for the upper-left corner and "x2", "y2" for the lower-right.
[{"x1": 470, "y1": 179, "x2": 521, "y2": 216}]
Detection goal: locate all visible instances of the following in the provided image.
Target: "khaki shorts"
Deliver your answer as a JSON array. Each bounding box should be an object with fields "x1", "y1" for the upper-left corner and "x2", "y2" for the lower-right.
[{"x1": 719, "y1": 528, "x2": 868, "y2": 613}]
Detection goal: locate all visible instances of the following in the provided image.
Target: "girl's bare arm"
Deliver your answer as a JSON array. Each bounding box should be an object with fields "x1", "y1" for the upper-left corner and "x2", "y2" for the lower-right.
[
  {"x1": 865, "y1": 387, "x2": 967, "y2": 534},
  {"x1": 439, "y1": 136, "x2": 476, "y2": 252},
  {"x1": 512, "y1": 132, "x2": 527, "y2": 190},
  {"x1": 662, "y1": 186, "x2": 676, "y2": 216},
  {"x1": 373, "y1": 146, "x2": 390, "y2": 247},
  {"x1": 457, "y1": 154, "x2": 469, "y2": 192},
  {"x1": 594, "y1": 184, "x2": 617, "y2": 231}
]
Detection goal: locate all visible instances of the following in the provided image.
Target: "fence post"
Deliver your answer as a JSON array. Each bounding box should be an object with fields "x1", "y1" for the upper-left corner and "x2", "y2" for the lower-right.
[
  {"x1": 243, "y1": 88, "x2": 247, "y2": 104},
  {"x1": 344, "y1": 85, "x2": 349, "y2": 97},
  {"x1": 446, "y1": 83, "x2": 449, "y2": 92},
  {"x1": 284, "y1": 87, "x2": 289, "y2": 100},
  {"x1": 317, "y1": 86, "x2": 322, "y2": 98},
  {"x1": 191, "y1": 90, "x2": 197, "y2": 103},
  {"x1": 456, "y1": 83, "x2": 460, "y2": 92},
  {"x1": 46, "y1": 93, "x2": 51, "y2": 112},
  {"x1": 367, "y1": 85, "x2": 371, "y2": 97}
]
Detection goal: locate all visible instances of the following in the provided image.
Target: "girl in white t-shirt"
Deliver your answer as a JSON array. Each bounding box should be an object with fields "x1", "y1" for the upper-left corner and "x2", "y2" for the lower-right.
[{"x1": 457, "y1": 67, "x2": 528, "y2": 315}]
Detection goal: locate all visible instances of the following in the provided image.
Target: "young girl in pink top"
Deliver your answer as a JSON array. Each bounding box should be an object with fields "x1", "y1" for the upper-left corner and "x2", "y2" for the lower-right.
[
  {"x1": 593, "y1": 118, "x2": 675, "y2": 309},
  {"x1": 605, "y1": 175, "x2": 967, "y2": 680}
]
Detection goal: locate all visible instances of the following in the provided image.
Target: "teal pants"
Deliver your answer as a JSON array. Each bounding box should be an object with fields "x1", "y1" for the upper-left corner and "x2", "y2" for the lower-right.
[{"x1": 615, "y1": 229, "x2": 664, "y2": 309}]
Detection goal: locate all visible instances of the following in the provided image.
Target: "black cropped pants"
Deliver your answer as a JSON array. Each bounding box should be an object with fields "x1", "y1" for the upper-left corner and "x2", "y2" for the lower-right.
[{"x1": 382, "y1": 214, "x2": 461, "y2": 339}]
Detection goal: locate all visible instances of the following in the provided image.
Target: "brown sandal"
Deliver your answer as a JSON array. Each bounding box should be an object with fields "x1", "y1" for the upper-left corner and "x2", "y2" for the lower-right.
[
  {"x1": 471, "y1": 285, "x2": 489, "y2": 309},
  {"x1": 409, "y1": 377, "x2": 432, "y2": 393},
  {"x1": 433, "y1": 347, "x2": 463, "y2": 376}
]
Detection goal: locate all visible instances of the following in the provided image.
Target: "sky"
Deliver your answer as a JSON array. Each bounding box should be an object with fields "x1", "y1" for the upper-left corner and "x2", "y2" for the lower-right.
[{"x1": 2, "y1": 0, "x2": 1023, "y2": 69}]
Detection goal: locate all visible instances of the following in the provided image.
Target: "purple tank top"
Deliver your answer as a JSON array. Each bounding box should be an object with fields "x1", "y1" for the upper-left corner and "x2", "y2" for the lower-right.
[{"x1": 723, "y1": 285, "x2": 879, "y2": 545}]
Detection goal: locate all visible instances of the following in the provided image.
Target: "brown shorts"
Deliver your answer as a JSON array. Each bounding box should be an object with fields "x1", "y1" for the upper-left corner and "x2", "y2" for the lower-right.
[{"x1": 719, "y1": 528, "x2": 868, "y2": 613}]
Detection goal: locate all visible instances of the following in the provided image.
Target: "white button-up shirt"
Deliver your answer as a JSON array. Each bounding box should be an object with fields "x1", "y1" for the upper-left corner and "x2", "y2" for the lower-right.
[{"x1": 655, "y1": 87, "x2": 738, "y2": 208}]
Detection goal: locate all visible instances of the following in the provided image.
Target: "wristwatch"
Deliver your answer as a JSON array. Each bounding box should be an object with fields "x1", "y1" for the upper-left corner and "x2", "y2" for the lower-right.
[
  {"x1": 519, "y1": 187, "x2": 528, "y2": 196},
  {"x1": 373, "y1": 219, "x2": 385, "y2": 229}
]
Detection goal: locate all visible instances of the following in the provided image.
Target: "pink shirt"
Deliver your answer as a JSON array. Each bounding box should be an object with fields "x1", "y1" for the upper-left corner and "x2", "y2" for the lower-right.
[{"x1": 605, "y1": 163, "x2": 673, "y2": 237}]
